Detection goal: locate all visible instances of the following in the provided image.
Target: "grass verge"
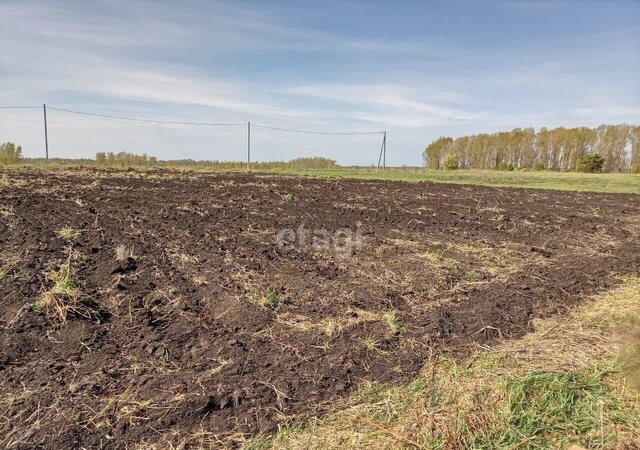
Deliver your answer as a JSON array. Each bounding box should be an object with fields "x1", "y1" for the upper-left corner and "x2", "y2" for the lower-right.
[
  {"x1": 243, "y1": 278, "x2": 640, "y2": 450},
  {"x1": 266, "y1": 169, "x2": 640, "y2": 194}
]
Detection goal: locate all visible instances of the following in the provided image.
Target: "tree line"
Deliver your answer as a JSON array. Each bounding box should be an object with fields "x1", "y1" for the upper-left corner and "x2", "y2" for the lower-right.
[
  {"x1": 424, "y1": 125, "x2": 640, "y2": 172},
  {"x1": 95, "y1": 152, "x2": 159, "y2": 167},
  {"x1": 95, "y1": 152, "x2": 338, "y2": 170}
]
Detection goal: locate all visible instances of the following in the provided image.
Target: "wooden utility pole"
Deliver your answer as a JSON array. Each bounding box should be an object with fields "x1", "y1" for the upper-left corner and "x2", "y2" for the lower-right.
[
  {"x1": 377, "y1": 131, "x2": 387, "y2": 170},
  {"x1": 247, "y1": 121, "x2": 251, "y2": 170},
  {"x1": 43, "y1": 104, "x2": 49, "y2": 160},
  {"x1": 383, "y1": 131, "x2": 386, "y2": 170}
]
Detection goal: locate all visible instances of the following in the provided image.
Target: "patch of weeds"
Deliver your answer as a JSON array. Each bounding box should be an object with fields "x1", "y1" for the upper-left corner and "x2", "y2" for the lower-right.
[
  {"x1": 459, "y1": 367, "x2": 638, "y2": 449},
  {"x1": 242, "y1": 423, "x2": 311, "y2": 450},
  {"x1": 56, "y1": 226, "x2": 81, "y2": 239},
  {"x1": 242, "y1": 435, "x2": 274, "y2": 450},
  {"x1": 48, "y1": 263, "x2": 76, "y2": 295},
  {"x1": 382, "y1": 311, "x2": 403, "y2": 336},
  {"x1": 34, "y1": 263, "x2": 80, "y2": 321},
  {"x1": 361, "y1": 336, "x2": 388, "y2": 355},
  {"x1": 282, "y1": 192, "x2": 294, "y2": 201},
  {"x1": 251, "y1": 288, "x2": 279, "y2": 311},
  {"x1": 362, "y1": 336, "x2": 379, "y2": 351},
  {"x1": 406, "y1": 378, "x2": 427, "y2": 394}
]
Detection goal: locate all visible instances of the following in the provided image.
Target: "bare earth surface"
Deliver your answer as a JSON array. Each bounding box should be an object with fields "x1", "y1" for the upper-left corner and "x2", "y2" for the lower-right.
[{"x1": 1, "y1": 169, "x2": 639, "y2": 449}]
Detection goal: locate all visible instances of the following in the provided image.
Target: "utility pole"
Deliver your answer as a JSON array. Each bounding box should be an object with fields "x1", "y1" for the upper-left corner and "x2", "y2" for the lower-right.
[
  {"x1": 247, "y1": 121, "x2": 251, "y2": 170},
  {"x1": 377, "y1": 131, "x2": 387, "y2": 171},
  {"x1": 383, "y1": 131, "x2": 386, "y2": 170},
  {"x1": 43, "y1": 104, "x2": 49, "y2": 160}
]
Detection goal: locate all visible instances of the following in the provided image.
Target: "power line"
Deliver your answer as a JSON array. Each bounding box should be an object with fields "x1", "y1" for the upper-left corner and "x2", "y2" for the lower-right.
[
  {"x1": 46, "y1": 106, "x2": 246, "y2": 126},
  {"x1": 251, "y1": 123, "x2": 384, "y2": 136},
  {"x1": 1, "y1": 104, "x2": 385, "y2": 135},
  {"x1": 1, "y1": 103, "x2": 388, "y2": 167}
]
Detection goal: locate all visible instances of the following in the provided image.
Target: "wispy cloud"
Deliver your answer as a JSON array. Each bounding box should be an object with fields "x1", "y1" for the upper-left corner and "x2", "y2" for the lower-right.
[{"x1": 284, "y1": 83, "x2": 478, "y2": 127}]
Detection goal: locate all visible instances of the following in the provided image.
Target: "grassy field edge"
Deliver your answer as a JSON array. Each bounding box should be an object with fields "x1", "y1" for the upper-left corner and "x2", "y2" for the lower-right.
[{"x1": 266, "y1": 169, "x2": 640, "y2": 194}]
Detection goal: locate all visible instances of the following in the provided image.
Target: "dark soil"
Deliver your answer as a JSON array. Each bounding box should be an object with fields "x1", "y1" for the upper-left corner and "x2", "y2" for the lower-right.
[{"x1": 1, "y1": 168, "x2": 638, "y2": 449}]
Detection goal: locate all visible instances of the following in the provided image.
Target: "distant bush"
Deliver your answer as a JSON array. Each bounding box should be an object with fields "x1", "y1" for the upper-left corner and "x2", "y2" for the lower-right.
[
  {"x1": 443, "y1": 154, "x2": 460, "y2": 170},
  {"x1": 0, "y1": 142, "x2": 23, "y2": 165},
  {"x1": 577, "y1": 154, "x2": 605, "y2": 173},
  {"x1": 631, "y1": 163, "x2": 640, "y2": 174},
  {"x1": 279, "y1": 157, "x2": 338, "y2": 170},
  {"x1": 534, "y1": 162, "x2": 546, "y2": 171}
]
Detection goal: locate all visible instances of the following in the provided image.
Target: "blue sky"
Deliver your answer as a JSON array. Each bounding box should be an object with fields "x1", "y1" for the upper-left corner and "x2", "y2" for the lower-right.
[{"x1": 1, "y1": 0, "x2": 639, "y2": 165}]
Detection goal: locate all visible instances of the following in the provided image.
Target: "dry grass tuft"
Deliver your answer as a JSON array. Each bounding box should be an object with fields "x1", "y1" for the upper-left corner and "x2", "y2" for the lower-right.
[
  {"x1": 277, "y1": 308, "x2": 395, "y2": 338},
  {"x1": 115, "y1": 244, "x2": 134, "y2": 261},
  {"x1": 416, "y1": 250, "x2": 458, "y2": 269},
  {"x1": 140, "y1": 289, "x2": 183, "y2": 321},
  {"x1": 83, "y1": 389, "x2": 153, "y2": 431},
  {"x1": 56, "y1": 226, "x2": 81, "y2": 239},
  {"x1": 382, "y1": 310, "x2": 403, "y2": 336},
  {"x1": 34, "y1": 262, "x2": 81, "y2": 321},
  {"x1": 250, "y1": 288, "x2": 279, "y2": 311}
]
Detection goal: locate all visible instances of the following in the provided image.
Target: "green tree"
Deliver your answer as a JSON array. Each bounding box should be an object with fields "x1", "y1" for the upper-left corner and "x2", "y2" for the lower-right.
[
  {"x1": 0, "y1": 142, "x2": 23, "y2": 165},
  {"x1": 424, "y1": 137, "x2": 453, "y2": 169}
]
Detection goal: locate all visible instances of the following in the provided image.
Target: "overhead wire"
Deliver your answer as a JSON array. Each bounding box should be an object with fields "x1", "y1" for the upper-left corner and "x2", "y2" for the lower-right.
[
  {"x1": 1, "y1": 105, "x2": 385, "y2": 134},
  {"x1": 251, "y1": 123, "x2": 384, "y2": 136},
  {"x1": 46, "y1": 106, "x2": 246, "y2": 126}
]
